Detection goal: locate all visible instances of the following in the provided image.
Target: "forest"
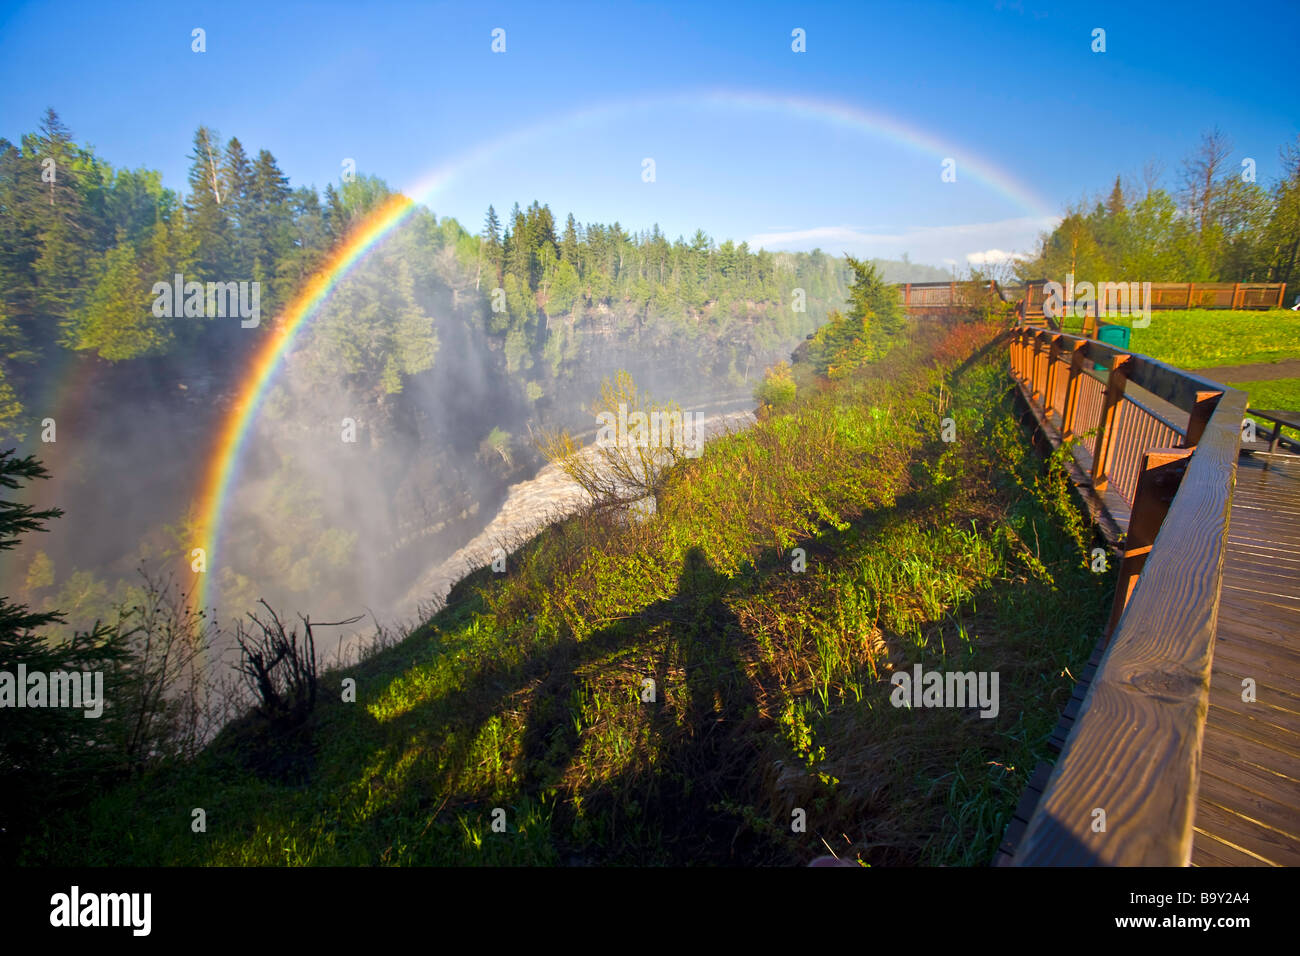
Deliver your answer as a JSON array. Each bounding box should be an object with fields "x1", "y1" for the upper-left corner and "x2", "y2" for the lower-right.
[
  {"x1": 1013, "y1": 129, "x2": 1300, "y2": 289},
  {"x1": 0, "y1": 108, "x2": 897, "y2": 443},
  {"x1": 0, "y1": 109, "x2": 919, "y2": 643}
]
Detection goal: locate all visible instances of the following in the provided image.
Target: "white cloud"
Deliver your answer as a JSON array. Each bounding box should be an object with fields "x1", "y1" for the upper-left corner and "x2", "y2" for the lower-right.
[
  {"x1": 748, "y1": 215, "x2": 1060, "y2": 271},
  {"x1": 966, "y1": 248, "x2": 1032, "y2": 265}
]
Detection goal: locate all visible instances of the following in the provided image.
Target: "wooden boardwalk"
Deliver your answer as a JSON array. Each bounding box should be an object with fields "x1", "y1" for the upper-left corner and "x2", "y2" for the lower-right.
[
  {"x1": 1192, "y1": 455, "x2": 1300, "y2": 866},
  {"x1": 1002, "y1": 325, "x2": 1300, "y2": 866}
]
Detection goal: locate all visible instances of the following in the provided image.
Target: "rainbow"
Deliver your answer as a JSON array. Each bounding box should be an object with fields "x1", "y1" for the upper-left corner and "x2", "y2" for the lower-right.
[{"x1": 191, "y1": 88, "x2": 1056, "y2": 615}]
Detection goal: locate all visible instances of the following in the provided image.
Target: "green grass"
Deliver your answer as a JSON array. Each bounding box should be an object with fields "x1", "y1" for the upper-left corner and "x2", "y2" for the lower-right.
[
  {"x1": 22, "y1": 322, "x2": 1113, "y2": 867},
  {"x1": 1230, "y1": 377, "x2": 1300, "y2": 412},
  {"x1": 1060, "y1": 309, "x2": 1300, "y2": 369},
  {"x1": 1228, "y1": 378, "x2": 1300, "y2": 444}
]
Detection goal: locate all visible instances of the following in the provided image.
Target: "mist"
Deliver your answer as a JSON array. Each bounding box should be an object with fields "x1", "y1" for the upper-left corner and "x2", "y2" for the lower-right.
[{"x1": 1, "y1": 207, "x2": 832, "y2": 672}]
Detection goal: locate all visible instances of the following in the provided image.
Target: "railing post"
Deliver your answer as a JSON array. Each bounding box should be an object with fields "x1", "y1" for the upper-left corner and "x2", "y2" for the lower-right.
[
  {"x1": 1030, "y1": 332, "x2": 1044, "y2": 403},
  {"x1": 1186, "y1": 282, "x2": 1195, "y2": 309},
  {"x1": 1281, "y1": 282, "x2": 1288, "y2": 309},
  {"x1": 1182, "y1": 389, "x2": 1223, "y2": 447},
  {"x1": 1092, "y1": 353, "x2": 1133, "y2": 494},
  {"x1": 1043, "y1": 334, "x2": 1063, "y2": 420},
  {"x1": 1232, "y1": 282, "x2": 1242, "y2": 309},
  {"x1": 1104, "y1": 448, "x2": 1192, "y2": 640},
  {"x1": 1060, "y1": 340, "x2": 1088, "y2": 441}
]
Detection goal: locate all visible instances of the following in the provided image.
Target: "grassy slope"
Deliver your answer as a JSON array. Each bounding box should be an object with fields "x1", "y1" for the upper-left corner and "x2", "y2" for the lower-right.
[
  {"x1": 1232, "y1": 378, "x2": 1300, "y2": 411},
  {"x1": 1102, "y1": 308, "x2": 1300, "y2": 369},
  {"x1": 26, "y1": 321, "x2": 1113, "y2": 867},
  {"x1": 1232, "y1": 378, "x2": 1300, "y2": 443}
]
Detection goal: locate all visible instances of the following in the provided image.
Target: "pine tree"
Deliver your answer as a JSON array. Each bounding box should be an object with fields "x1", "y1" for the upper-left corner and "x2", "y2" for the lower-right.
[
  {"x1": 506, "y1": 204, "x2": 531, "y2": 288},
  {"x1": 1106, "y1": 175, "x2": 1126, "y2": 217},
  {"x1": 561, "y1": 213, "x2": 579, "y2": 267},
  {"x1": 73, "y1": 232, "x2": 172, "y2": 360},
  {"x1": 247, "y1": 149, "x2": 293, "y2": 301},
  {"x1": 323, "y1": 182, "x2": 346, "y2": 245},
  {"x1": 0, "y1": 449, "x2": 127, "y2": 862},
  {"x1": 482, "y1": 205, "x2": 501, "y2": 246},
  {"x1": 482, "y1": 205, "x2": 503, "y2": 283},
  {"x1": 185, "y1": 126, "x2": 232, "y2": 278},
  {"x1": 28, "y1": 110, "x2": 96, "y2": 349},
  {"x1": 221, "y1": 137, "x2": 254, "y2": 273}
]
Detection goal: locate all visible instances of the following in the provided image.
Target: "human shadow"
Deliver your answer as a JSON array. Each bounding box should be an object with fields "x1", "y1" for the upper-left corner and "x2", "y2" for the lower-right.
[{"x1": 514, "y1": 545, "x2": 766, "y2": 859}]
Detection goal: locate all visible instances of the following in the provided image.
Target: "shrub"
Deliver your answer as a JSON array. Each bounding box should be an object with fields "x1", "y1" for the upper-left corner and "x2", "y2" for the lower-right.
[{"x1": 755, "y1": 360, "x2": 797, "y2": 411}]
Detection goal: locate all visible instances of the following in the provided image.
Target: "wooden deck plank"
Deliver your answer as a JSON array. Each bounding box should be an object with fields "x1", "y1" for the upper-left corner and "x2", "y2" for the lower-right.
[
  {"x1": 1198, "y1": 763, "x2": 1300, "y2": 839},
  {"x1": 1207, "y1": 683, "x2": 1300, "y2": 731},
  {"x1": 1202, "y1": 722, "x2": 1300, "y2": 783},
  {"x1": 1200, "y1": 746, "x2": 1300, "y2": 809},
  {"x1": 1192, "y1": 798, "x2": 1300, "y2": 866},
  {"x1": 1201, "y1": 705, "x2": 1300, "y2": 764},
  {"x1": 1208, "y1": 659, "x2": 1300, "y2": 711},
  {"x1": 1225, "y1": 540, "x2": 1300, "y2": 562},
  {"x1": 1212, "y1": 611, "x2": 1300, "y2": 649},
  {"x1": 1219, "y1": 583, "x2": 1300, "y2": 612},
  {"x1": 1212, "y1": 631, "x2": 1300, "y2": 681},
  {"x1": 1220, "y1": 565, "x2": 1300, "y2": 594},
  {"x1": 1214, "y1": 619, "x2": 1300, "y2": 670},
  {"x1": 1195, "y1": 455, "x2": 1300, "y2": 868},
  {"x1": 1191, "y1": 827, "x2": 1277, "y2": 866}
]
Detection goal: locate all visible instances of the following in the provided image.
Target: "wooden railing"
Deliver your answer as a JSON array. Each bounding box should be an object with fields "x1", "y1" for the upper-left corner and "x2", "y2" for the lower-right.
[
  {"x1": 1006, "y1": 326, "x2": 1247, "y2": 865},
  {"x1": 1018, "y1": 279, "x2": 1288, "y2": 314},
  {"x1": 899, "y1": 280, "x2": 1006, "y2": 315}
]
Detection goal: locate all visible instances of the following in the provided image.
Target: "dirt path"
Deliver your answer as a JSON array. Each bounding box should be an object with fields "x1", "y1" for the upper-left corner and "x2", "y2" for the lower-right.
[{"x1": 1188, "y1": 359, "x2": 1300, "y2": 382}]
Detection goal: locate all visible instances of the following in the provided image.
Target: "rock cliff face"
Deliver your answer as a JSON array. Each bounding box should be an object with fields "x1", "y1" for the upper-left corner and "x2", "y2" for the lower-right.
[
  {"x1": 0, "y1": 280, "x2": 800, "y2": 644},
  {"x1": 220, "y1": 284, "x2": 786, "y2": 630}
]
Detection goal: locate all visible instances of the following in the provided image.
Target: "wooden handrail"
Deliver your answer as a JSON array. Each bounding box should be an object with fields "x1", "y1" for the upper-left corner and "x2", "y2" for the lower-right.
[
  {"x1": 1006, "y1": 323, "x2": 1246, "y2": 865},
  {"x1": 1017, "y1": 279, "x2": 1287, "y2": 312}
]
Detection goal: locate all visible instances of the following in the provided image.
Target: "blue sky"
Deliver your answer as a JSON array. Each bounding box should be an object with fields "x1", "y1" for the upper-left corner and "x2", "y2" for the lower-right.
[{"x1": 2, "y1": 0, "x2": 1297, "y2": 268}]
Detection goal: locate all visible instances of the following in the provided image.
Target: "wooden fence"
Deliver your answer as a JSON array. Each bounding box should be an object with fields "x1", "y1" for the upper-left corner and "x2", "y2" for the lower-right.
[
  {"x1": 1004, "y1": 326, "x2": 1247, "y2": 865},
  {"x1": 1019, "y1": 279, "x2": 1287, "y2": 315},
  {"x1": 898, "y1": 280, "x2": 1006, "y2": 315}
]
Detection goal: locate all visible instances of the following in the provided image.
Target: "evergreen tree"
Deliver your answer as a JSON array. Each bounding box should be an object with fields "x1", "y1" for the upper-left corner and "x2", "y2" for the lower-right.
[
  {"x1": 73, "y1": 232, "x2": 171, "y2": 360},
  {"x1": 548, "y1": 259, "x2": 581, "y2": 315},
  {"x1": 184, "y1": 126, "x2": 232, "y2": 278},
  {"x1": 561, "y1": 212, "x2": 579, "y2": 267},
  {"x1": 29, "y1": 110, "x2": 96, "y2": 348},
  {"x1": 221, "y1": 137, "x2": 254, "y2": 273},
  {"x1": 247, "y1": 149, "x2": 294, "y2": 304},
  {"x1": 323, "y1": 182, "x2": 346, "y2": 245},
  {"x1": 1106, "y1": 175, "x2": 1125, "y2": 217},
  {"x1": 483, "y1": 204, "x2": 502, "y2": 245},
  {"x1": 0, "y1": 449, "x2": 126, "y2": 863},
  {"x1": 482, "y1": 205, "x2": 503, "y2": 281}
]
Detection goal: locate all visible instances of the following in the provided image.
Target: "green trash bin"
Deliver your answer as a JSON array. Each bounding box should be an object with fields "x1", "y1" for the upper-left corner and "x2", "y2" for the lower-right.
[{"x1": 1095, "y1": 321, "x2": 1131, "y2": 370}]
